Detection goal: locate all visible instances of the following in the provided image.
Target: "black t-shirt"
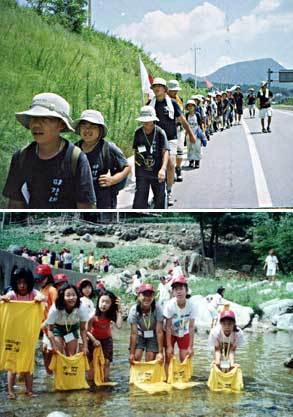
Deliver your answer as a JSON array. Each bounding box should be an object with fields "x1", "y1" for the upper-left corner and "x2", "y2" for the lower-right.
[
  {"x1": 3, "y1": 139, "x2": 96, "y2": 209},
  {"x1": 247, "y1": 95, "x2": 256, "y2": 105},
  {"x1": 75, "y1": 138, "x2": 128, "y2": 208},
  {"x1": 257, "y1": 90, "x2": 273, "y2": 108},
  {"x1": 234, "y1": 92, "x2": 244, "y2": 107},
  {"x1": 154, "y1": 98, "x2": 182, "y2": 140},
  {"x1": 133, "y1": 125, "x2": 169, "y2": 179},
  {"x1": 216, "y1": 101, "x2": 223, "y2": 116},
  {"x1": 228, "y1": 96, "x2": 235, "y2": 106}
]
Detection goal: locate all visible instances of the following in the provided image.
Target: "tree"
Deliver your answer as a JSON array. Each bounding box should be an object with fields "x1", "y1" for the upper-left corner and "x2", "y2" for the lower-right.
[{"x1": 28, "y1": 0, "x2": 88, "y2": 33}]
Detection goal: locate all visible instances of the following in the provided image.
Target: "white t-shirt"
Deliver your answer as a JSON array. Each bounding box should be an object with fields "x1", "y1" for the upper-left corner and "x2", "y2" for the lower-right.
[
  {"x1": 208, "y1": 324, "x2": 244, "y2": 349},
  {"x1": 265, "y1": 255, "x2": 278, "y2": 276},
  {"x1": 210, "y1": 293, "x2": 223, "y2": 309},
  {"x1": 63, "y1": 252, "x2": 73, "y2": 265},
  {"x1": 158, "y1": 282, "x2": 171, "y2": 304},
  {"x1": 173, "y1": 265, "x2": 183, "y2": 278},
  {"x1": 47, "y1": 303, "x2": 89, "y2": 326},
  {"x1": 80, "y1": 296, "x2": 95, "y2": 319},
  {"x1": 164, "y1": 298, "x2": 196, "y2": 337}
]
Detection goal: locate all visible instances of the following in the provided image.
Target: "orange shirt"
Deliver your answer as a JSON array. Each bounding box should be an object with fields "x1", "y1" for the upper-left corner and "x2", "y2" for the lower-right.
[{"x1": 41, "y1": 285, "x2": 57, "y2": 320}]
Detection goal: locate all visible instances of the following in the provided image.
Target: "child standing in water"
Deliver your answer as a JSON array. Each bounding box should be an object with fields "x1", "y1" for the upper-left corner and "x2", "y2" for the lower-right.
[
  {"x1": 77, "y1": 278, "x2": 95, "y2": 319},
  {"x1": 164, "y1": 276, "x2": 196, "y2": 364},
  {"x1": 74, "y1": 110, "x2": 130, "y2": 208},
  {"x1": 87, "y1": 289, "x2": 122, "y2": 382},
  {"x1": 128, "y1": 284, "x2": 164, "y2": 364},
  {"x1": 34, "y1": 264, "x2": 57, "y2": 374},
  {"x1": 46, "y1": 284, "x2": 89, "y2": 356},
  {"x1": 208, "y1": 310, "x2": 244, "y2": 372},
  {"x1": 0, "y1": 267, "x2": 45, "y2": 399}
]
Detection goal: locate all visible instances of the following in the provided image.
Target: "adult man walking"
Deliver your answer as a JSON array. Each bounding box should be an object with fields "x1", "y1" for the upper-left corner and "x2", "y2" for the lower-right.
[
  {"x1": 257, "y1": 81, "x2": 273, "y2": 133},
  {"x1": 149, "y1": 78, "x2": 196, "y2": 206},
  {"x1": 167, "y1": 80, "x2": 184, "y2": 183}
]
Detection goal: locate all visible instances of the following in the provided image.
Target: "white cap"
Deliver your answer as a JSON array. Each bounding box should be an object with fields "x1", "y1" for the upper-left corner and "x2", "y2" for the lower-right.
[
  {"x1": 74, "y1": 109, "x2": 108, "y2": 137},
  {"x1": 185, "y1": 99, "x2": 196, "y2": 107},
  {"x1": 16, "y1": 93, "x2": 74, "y2": 132},
  {"x1": 136, "y1": 105, "x2": 159, "y2": 122},
  {"x1": 261, "y1": 80, "x2": 268, "y2": 87},
  {"x1": 152, "y1": 77, "x2": 167, "y2": 88},
  {"x1": 167, "y1": 79, "x2": 181, "y2": 91}
]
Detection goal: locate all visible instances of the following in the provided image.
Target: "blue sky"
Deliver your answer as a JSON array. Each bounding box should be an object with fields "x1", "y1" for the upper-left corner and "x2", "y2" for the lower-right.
[{"x1": 18, "y1": 0, "x2": 293, "y2": 76}]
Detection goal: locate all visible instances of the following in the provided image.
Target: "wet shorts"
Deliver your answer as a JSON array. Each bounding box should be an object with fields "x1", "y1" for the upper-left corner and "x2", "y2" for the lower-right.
[
  {"x1": 88, "y1": 337, "x2": 113, "y2": 362},
  {"x1": 135, "y1": 334, "x2": 159, "y2": 353},
  {"x1": 53, "y1": 323, "x2": 79, "y2": 339},
  {"x1": 164, "y1": 332, "x2": 190, "y2": 350}
]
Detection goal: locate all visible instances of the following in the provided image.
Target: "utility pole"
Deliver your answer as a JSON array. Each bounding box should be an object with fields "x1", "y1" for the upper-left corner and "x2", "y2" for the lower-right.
[
  {"x1": 193, "y1": 45, "x2": 201, "y2": 90},
  {"x1": 88, "y1": 0, "x2": 91, "y2": 28},
  {"x1": 267, "y1": 68, "x2": 274, "y2": 88}
]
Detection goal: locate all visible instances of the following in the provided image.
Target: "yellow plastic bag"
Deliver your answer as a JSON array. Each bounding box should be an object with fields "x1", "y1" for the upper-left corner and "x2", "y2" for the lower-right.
[
  {"x1": 129, "y1": 360, "x2": 171, "y2": 394},
  {"x1": 0, "y1": 301, "x2": 44, "y2": 373},
  {"x1": 49, "y1": 351, "x2": 89, "y2": 391},
  {"x1": 167, "y1": 356, "x2": 197, "y2": 389},
  {"x1": 93, "y1": 346, "x2": 117, "y2": 387},
  {"x1": 207, "y1": 363, "x2": 244, "y2": 392}
]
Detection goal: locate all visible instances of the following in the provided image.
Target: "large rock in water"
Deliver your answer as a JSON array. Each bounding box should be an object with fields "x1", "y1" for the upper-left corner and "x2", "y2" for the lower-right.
[
  {"x1": 284, "y1": 355, "x2": 293, "y2": 368},
  {"x1": 259, "y1": 299, "x2": 293, "y2": 320},
  {"x1": 190, "y1": 295, "x2": 253, "y2": 330},
  {"x1": 276, "y1": 314, "x2": 293, "y2": 331}
]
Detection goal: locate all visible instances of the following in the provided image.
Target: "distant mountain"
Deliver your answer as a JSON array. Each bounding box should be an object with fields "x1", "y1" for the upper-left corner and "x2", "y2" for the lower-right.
[{"x1": 182, "y1": 58, "x2": 290, "y2": 88}]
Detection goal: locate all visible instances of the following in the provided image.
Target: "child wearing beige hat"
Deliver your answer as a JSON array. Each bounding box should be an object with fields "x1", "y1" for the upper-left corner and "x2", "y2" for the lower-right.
[
  {"x1": 3, "y1": 93, "x2": 96, "y2": 209},
  {"x1": 74, "y1": 109, "x2": 131, "y2": 209}
]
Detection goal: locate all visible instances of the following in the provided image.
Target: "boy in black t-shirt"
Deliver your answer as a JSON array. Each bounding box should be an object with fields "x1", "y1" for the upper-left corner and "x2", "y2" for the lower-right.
[
  {"x1": 3, "y1": 93, "x2": 96, "y2": 209},
  {"x1": 149, "y1": 77, "x2": 196, "y2": 206},
  {"x1": 257, "y1": 81, "x2": 273, "y2": 133},
  {"x1": 233, "y1": 86, "x2": 244, "y2": 124},
  {"x1": 132, "y1": 106, "x2": 169, "y2": 209},
  {"x1": 74, "y1": 110, "x2": 131, "y2": 208}
]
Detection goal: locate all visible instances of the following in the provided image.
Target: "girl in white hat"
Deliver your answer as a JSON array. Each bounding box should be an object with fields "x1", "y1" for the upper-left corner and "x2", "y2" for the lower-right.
[{"x1": 74, "y1": 109, "x2": 131, "y2": 208}]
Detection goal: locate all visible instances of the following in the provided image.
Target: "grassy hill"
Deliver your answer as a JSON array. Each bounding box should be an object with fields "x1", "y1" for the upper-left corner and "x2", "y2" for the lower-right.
[{"x1": 0, "y1": 0, "x2": 198, "y2": 207}]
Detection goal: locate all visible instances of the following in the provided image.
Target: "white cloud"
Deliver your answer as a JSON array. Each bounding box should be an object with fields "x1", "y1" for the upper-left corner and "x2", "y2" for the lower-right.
[
  {"x1": 113, "y1": 0, "x2": 293, "y2": 75},
  {"x1": 253, "y1": 0, "x2": 281, "y2": 15}
]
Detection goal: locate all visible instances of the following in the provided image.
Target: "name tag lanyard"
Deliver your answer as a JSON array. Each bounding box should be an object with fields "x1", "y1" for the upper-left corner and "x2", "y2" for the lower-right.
[
  {"x1": 176, "y1": 302, "x2": 186, "y2": 336},
  {"x1": 220, "y1": 329, "x2": 232, "y2": 359},
  {"x1": 142, "y1": 126, "x2": 157, "y2": 155},
  {"x1": 142, "y1": 312, "x2": 152, "y2": 330}
]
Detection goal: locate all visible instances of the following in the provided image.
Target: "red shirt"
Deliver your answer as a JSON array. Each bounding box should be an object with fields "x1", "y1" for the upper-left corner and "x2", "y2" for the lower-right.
[{"x1": 90, "y1": 316, "x2": 112, "y2": 339}]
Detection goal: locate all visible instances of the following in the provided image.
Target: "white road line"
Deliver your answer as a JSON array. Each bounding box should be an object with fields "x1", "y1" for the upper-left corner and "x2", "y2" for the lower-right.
[{"x1": 242, "y1": 119, "x2": 273, "y2": 208}]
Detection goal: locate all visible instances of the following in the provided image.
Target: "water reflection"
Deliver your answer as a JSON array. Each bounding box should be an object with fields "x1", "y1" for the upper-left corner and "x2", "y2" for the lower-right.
[{"x1": 0, "y1": 328, "x2": 292, "y2": 417}]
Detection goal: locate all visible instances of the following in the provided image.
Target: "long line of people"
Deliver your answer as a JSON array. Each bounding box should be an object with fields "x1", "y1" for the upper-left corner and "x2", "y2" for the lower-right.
[
  {"x1": 3, "y1": 80, "x2": 272, "y2": 210},
  {"x1": 0, "y1": 265, "x2": 244, "y2": 398}
]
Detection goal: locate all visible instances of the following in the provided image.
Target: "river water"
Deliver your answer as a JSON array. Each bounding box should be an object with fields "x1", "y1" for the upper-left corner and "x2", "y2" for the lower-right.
[{"x1": 1, "y1": 327, "x2": 292, "y2": 417}]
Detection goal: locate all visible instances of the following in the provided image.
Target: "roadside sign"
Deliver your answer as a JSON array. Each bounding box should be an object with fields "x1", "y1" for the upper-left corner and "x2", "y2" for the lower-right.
[{"x1": 279, "y1": 70, "x2": 293, "y2": 83}]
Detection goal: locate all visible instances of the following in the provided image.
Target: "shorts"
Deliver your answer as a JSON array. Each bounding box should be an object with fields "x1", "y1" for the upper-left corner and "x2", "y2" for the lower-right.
[
  {"x1": 135, "y1": 334, "x2": 158, "y2": 352},
  {"x1": 88, "y1": 336, "x2": 113, "y2": 362},
  {"x1": 168, "y1": 139, "x2": 178, "y2": 157},
  {"x1": 236, "y1": 107, "x2": 243, "y2": 115},
  {"x1": 164, "y1": 332, "x2": 190, "y2": 350},
  {"x1": 53, "y1": 323, "x2": 79, "y2": 339},
  {"x1": 248, "y1": 104, "x2": 255, "y2": 111},
  {"x1": 208, "y1": 307, "x2": 218, "y2": 320},
  {"x1": 176, "y1": 128, "x2": 185, "y2": 158},
  {"x1": 259, "y1": 107, "x2": 272, "y2": 118}
]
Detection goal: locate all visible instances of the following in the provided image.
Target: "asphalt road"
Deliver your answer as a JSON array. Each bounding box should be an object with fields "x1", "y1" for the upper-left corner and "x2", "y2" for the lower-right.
[{"x1": 117, "y1": 108, "x2": 293, "y2": 209}]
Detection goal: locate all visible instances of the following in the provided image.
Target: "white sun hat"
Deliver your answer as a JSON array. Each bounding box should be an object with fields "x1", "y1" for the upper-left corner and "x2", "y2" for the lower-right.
[
  {"x1": 261, "y1": 80, "x2": 268, "y2": 87},
  {"x1": 136, "y1": 105, "x2": 159, "y2": 122},
  {"x1": 167, "y1": 79, "x2": 181, "y2": 91},
  {"x1": 15, "y1": 93, "x2": 74, "y2": 132},
  {"x1": 74, "y1": 109, "x2": 108, "y2": 137},
  {"x1": 151, "y1": 77, "x2": 167, "y2": 88},
  {"x1": 185, "y1": 99, "x2": 196, "y2": 108}
]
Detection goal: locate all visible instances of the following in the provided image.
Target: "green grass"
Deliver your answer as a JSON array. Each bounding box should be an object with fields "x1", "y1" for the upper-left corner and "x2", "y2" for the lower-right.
[
  {"x1": 0, "y1": 0, "x2": 207, "y2": 207},
  {"x1": 0, "y1": 224, "x2": 163, "y2": 268}
]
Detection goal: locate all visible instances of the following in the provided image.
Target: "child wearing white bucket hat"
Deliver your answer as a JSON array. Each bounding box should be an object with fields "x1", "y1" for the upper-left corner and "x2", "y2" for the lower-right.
[
  {"x1": 185, "y1": 100, "x2": 206, "y2": 169},
  {"x1": 3, "y1": 93, "x2": 96, "y2": 209},
  {"x1": 132, "y1": 106, "x2": 169, "y2": 209},
  {"x1": 74, "y1": 109, "x2": 131, "y2": 209}
]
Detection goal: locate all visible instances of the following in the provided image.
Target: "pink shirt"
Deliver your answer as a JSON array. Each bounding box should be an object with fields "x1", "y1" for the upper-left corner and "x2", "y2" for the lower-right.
[{"x1": 6, "y1": 289, "x2": 39, "y2": 301}]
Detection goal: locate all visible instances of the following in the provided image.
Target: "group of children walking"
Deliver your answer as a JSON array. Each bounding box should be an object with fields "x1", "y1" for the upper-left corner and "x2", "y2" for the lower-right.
[
  {"x1": 0, "y1": 266, "x2": 244, "y2": 397},
  {"x1": 2, "y1": 77, "x2": 270, "y2": 209}
]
